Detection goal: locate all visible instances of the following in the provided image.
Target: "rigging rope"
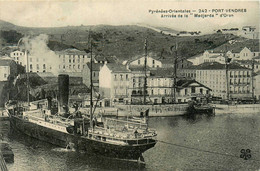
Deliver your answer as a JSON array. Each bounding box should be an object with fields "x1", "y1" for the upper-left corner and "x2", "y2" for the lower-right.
[{"x1": 157, "y1": 140, "x2": 260, "y2": 162}]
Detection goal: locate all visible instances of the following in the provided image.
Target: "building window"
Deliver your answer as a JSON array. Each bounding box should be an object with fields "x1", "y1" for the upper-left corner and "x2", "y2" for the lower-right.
[
  {"x1": 43, "y1": 64, "x2": 46, "y2": 69},
  {"x1": 138, "y1": 60, "x2": 140, "y2": 65},
  {"x1": 200, "y1": 88, "x2": 203, "y2": 94},
  {"x1": 191, "y1": 87, "x2": 195, "y2": 93},
  {"x1": 78, "y1": 65, "x2": 80, "y2": 69},
  {"x1": 152, "y1": 60, "x2": 155, "y2": 64},
  {"x1": 126, "y1": 74, "x2": 128, "y2": 80},
  {"x1": 185, "y1": 89, "x2": 187, "y2": 95},
  {"x1": 93, "y1": 72, "x2": 96, "y2": 77},
  {"x1": 120, "y1": 74, "x2": 123, "y2": 80},
  {"x1": 30, "y1": 64, "x2": 32, "y2": 70},
  {"x1": 114, "y1": 74, "x2": 117, "y2": 80},
  {"x1": 36, "y1": 58, "x2": 39, "y2": 62},
  {"x1": 151, "y1": 90, "x2": 154, "y2": 95},
  {"x1": 4, "y1": 74, "x2": 7, "y2": 78}
]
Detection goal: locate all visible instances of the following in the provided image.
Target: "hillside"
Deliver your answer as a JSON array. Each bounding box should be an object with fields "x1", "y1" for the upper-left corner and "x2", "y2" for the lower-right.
[{"x1": 0, "y1": 20, "x2": 242, "y2": 63}]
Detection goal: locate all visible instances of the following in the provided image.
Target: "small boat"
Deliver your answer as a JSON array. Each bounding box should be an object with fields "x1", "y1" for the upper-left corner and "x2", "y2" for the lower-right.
[
  {"x1": 186, "y1": 101, "x2": 215, "y2": 116},
  {"x1": 0, "y1": 141, "x2": 14, "y2": 163},
  {"x1": 128, "y1": 109, "x2": 149, "y2": 124}
]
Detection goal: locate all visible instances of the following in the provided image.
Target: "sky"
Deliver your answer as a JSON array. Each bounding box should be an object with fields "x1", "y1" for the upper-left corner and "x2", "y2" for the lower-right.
[{"x1": 0, "y1": 0, "x2": 259, "y2": 33}]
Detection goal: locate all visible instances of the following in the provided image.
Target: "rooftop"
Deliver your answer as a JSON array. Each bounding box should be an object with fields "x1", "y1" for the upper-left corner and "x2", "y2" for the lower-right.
[
  {"x1": 234, "y1": 60, "x2": 260, "y2": 64},
  {"x1": 86, "y1": 63, "x2": 104, "y2": 71},
  {"x1": 197, "y1": 62, "x2": 251, "y2": 70},
  {"x1": 106, "y1": 63, "x2": 130, "y2": 73},
  {"x1": 94, "y1": 55, "x2": 117, "y2": 63},
  {"x1": 0, "y1": 59, "x2": 13, "y2": 66},
  {"x1": 150, "y1": 68, "x2": 174, "y2": 77},
  {"x1": 55, "y1": 48, "x2": 88, "y2": 55},
  {"x1": 127, "y1": 53, "x2": 161, "y2": 64},
  {"x1": 176, "y1": 79, "x2": 211, "y2": 90},
  {"x1": 209, "y1": 54, "x2": 223, "y2": 58}
]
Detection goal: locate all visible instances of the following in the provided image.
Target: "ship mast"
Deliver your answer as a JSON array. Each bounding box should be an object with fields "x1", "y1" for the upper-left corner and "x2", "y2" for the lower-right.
[
  {"x1": 251, "y1": 55, "x2": 255, "y2": 102},
  {"x1": 90, "y1": 40, "x2": 93, "y2": 127},
  {"x1": 224, "y1": 45, "x2": 230, "y2": 101},
  {"x1": 26, "y1": 50, "x2": 30, "y2": 106},
  {"x1": 171, "y1": 41, "x2": 178, "y2": 103},
  {"x1": 173, "y1": 42, "x2": 178, "y2": 103},
  {"x1": 143, "y1": 39, "x2": 148, "y2": 105}
]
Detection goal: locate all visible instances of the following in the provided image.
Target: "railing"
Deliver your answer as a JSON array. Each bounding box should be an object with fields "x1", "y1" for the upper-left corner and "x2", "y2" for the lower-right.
[
  {"x1": 88, "y1": 129, "x2": 156, "y2": 145},
  {"x1": 0, "y1": 152, "x2": 8, "y2": 171}
]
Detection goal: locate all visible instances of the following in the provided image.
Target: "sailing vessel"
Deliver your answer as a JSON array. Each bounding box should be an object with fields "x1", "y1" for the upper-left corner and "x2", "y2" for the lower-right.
[{"x1": 5, "y1": 42, "x2": 157, "y2": 161}]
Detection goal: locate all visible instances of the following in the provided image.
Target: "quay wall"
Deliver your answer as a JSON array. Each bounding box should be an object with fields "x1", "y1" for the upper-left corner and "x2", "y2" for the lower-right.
[
  {"x1": 213, "y1": 104, "x2": 260, "y2": 115},
  {"x1": 115, "y1": 104, "x2": 188, "y2": 117},
  {"x1": 79, "y1": 104, "x2": 188, "y2": 117}
]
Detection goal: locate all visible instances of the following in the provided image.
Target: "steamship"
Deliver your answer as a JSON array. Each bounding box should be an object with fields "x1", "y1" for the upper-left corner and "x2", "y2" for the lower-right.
[
  {"x1": 5, "y1": 38, "x2": 157, "y2": 161},
  {"x1": 6, "y1": 74, "x2": 157, "y2": 161}
]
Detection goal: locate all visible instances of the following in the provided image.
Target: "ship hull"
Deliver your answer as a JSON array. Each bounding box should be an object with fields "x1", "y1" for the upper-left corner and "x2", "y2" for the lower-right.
[{"x1": 9, "y1": 115, "x2": 156, "y2": 161}]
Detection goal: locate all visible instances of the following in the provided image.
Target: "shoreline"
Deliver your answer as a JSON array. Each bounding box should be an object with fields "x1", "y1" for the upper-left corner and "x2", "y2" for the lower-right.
[{"x1": 2, "y1": 103, "x2": 260, "y2": 119}]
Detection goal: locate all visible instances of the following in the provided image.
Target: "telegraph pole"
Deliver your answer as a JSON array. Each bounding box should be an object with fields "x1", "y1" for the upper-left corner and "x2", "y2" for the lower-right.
[{"x1": 143, "y1": 38, "x2": 148, "y2": 105}]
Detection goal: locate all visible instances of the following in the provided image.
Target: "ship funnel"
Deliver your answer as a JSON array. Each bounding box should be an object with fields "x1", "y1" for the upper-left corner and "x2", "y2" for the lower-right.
[
  {"x1": 58, "y1": 74, "x2": 69, "y2": 115},
  {"x1": 46, "y1": 96, "x2": 52, "y2": 110}
]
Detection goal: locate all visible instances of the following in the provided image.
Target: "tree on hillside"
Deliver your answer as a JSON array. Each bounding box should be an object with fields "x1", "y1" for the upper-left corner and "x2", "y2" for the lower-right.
[{"x1": 1, "y1": 30, "x2": 23, "y2": 44}]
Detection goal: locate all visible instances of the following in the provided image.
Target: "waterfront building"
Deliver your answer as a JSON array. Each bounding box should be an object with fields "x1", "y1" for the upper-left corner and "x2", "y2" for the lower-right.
[
  {"x1": 254, "y1": 71, "x2": 260, "y2": 100},
  {"x1": 99, "y1": 63, "x2": 131, "y2": 106},
  {"x1": 55, "y1": 48, "x2": 90, "y2": 73},
  {"x1": 0, "y1": 59, "x2": 18, "y2": 81},
  {"x1": 10, "y1": 50, "x2": 25, "y2": 65},
  {"x1": 147, "y1": 68, "x2": 174, "y2": 104},
  {"x1": 187, "y1": 50, "x2": 225, "y2": 65},
  {"x1": 93, "y1": 55, "x2": 117, "y2": 64},
  {"x1": 196, "y1": 62, "x2": 253, "y2": 100},
  {"x1": 125, "y1": 55, "x2": 162, "y2": 68},
  {"x1": 234, "y1": 60, "x2": 260, "y2": 72},
  {"x1": 128, "y1": 66, "x2": 151, "y2": 104},
  {"x1": 23, "y1": 48, "x2": 90, "y2": 74},
  {"x1": 239, "y1": 26, "x2": 259, "y2": 39},
  {"x1": 176, "y1": 79, "x2": 211, "y2": 103},
  {"x1": 178, "y1": 65, "x2": 197, "y2": 80},
  {"x1": 234, "y1": 47, "x2": 260, "y2": 61},
  {"x1": 188, "y1": 46, "x2": 260, "y2": 65},
  {"x1": 82, "y1": 63, "x2": 103, "y2": 89}
]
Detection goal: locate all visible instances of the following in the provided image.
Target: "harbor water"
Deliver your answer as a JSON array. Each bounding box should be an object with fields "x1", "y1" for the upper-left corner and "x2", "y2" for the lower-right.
[{"x1": 1, "y1": 112, "x2": 260, "y2": 171}]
